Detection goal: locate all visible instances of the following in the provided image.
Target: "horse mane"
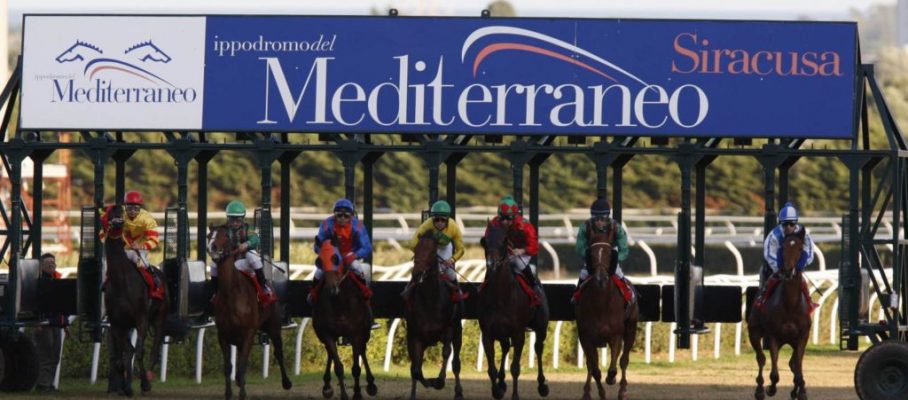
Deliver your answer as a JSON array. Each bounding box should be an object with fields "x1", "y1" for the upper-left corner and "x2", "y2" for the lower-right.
[{"x1": 412, "y1": 232, "x2": 438, "y2": 273}]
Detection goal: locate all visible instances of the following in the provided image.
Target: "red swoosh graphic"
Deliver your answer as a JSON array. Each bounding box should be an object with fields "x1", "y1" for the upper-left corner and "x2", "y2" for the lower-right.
[
  {"x1": 89, "y1": 66, "x2": 157, "y2": 84},
  {"x1": 473, "y1": 42, "x2": 619, "y2": 83}
]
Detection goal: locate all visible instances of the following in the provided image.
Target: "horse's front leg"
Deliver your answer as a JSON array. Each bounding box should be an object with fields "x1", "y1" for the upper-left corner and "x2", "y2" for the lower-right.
[
  {"x1": 325, "y1": 337, "x2": 348, "y2": 400},
  {"x1": 217, "y1": 332, "x2": 233, "y2": 400},
  {"x1": 767, "y1": 340, "x2": 781, "y2": 397},
  {"x1": 434, "y1": 340, "x2": 452, "y2": 390},
  {"x1": 509, "y1": 333, "x2": 525, "y2": 400},
  {"x1": 120, "y1": 329, "x2": 137, "y2": 397},
  {"x1": 618, "y1": 321, "x2": 637, "y2": 400},
  {"x1": 452, "y1": 321, "x2": 465, "y2": 400},
  {"x1": 533, "y1": 325, "x2": 549, "y2": 397},
  {"x1": 482, "y1": 331, "x2": 503, "y2": 400},
  {"x1": 580, "y1": 341, "x2": 602, "y2": 400},
  {"x1": 790, "y1": 340, "x2": 808, "y2": 400},
  {"x1": 359, "y1": 339, "x2": 378, "y2": 397},
  {"x1": 265, "y1": 313, "x2": 293, "y2": 391},
  {"x1": 134, "y1": 319, "x2": 151, "y2": 394},
  {"x1": 497, "y1": 337, "x2": 511, "y2": 395},
  {"x1": 235, "y1": 333, "x2": 255, "y2": 400},
  {"x1": 748, "y1": 327, "x2": 767, "y2": 400},
  {"x1": 107, "y1": 329, "x2": 123, "y2": 395},
  {"x1": 322, "y1": 356, "x2": 334, "y2": 399}
]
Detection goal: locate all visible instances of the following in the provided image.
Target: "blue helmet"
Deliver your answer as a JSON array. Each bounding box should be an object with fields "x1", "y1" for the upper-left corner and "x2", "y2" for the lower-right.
[
  {"x1": 333, "y1": 198, "x2": 355, "y2": 213},
  {"x1": 778, "y1": 202, "x2": 799, "y2": 223}
]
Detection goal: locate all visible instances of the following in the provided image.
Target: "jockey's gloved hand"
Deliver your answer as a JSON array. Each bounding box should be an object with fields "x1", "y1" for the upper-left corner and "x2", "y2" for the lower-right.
[
  {"x1": 442, "y1": 259, "x2": 455, "y2": 269},
  {"x1": 343, "y1": 252, "x2": 356, "y2": 265},
  {"x1": 512, "y1": 248, "x2": 526, "y2": 256},
  {"x1": 239, "y1": 243, "x2": 249, "y2": 252}
]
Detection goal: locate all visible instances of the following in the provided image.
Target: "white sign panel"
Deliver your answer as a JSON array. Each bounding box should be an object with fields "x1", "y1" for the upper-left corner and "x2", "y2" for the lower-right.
[{"x1": 21, "y1": 16, "x2": 206, "y2": 130}]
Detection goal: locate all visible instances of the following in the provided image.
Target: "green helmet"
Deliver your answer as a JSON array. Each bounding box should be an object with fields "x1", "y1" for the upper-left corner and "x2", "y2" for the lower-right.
[
  {"x1": 430, "y1": 200, "x2": 451, "y2": 217},
  {"x1": 225, "y1": 200, "x2": 247, "y2": 217},
  {"x1": 498, "y1": 195, "x2": 519, "y2": 217}
]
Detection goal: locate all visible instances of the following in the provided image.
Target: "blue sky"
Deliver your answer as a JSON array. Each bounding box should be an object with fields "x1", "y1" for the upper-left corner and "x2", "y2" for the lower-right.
[{"x1": 8, "y1": 0, "x2": 898, "y2": 21}]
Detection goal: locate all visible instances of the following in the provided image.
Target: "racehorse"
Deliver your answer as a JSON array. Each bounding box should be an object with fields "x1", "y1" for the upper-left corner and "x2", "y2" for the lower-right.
[
  {"x1": 405, "y1": 232, "x2": 464, "y2": 400},
  {"x1": 574, "y1": 229, "x2": 639, "y2": 400},
  {"x1": 207, "y1": 224, "x2": 292, "y2": 400},
  {"x1": 311, "y1": 239, "x2": 377, "y2": 400},
  {"x1": 100, "y1": 204, "x2": 168, "y2": 396},
  {"x1": 748, "y1": 228, "x2": 812, "y2": 400},
  {"x1": 479, "y1": 222, "x2": 550, "y2": 400}
]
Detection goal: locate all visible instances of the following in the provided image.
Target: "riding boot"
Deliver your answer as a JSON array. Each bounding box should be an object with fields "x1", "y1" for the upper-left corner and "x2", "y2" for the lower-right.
[
  {"x1": 570, "y1": 277, "x2": 586, "y2": 305},
  {"x1": 522, "y1": 267, "x2": 540, "y2": 290},
  {"x1": 147, "y1": 265, "x2": 162, "y2": 290},
  {"x1": 254, "y1": 268, "x2": 272, "y2": 296}
]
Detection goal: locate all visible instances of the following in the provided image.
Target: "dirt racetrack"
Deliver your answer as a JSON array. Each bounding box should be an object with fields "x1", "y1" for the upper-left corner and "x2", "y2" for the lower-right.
[{"x1": 4, "y1": 346, "x2": 860, "y2": 399}]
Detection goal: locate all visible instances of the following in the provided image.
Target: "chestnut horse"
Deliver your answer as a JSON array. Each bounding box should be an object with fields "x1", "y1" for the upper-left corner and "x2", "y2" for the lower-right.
[
  {"x1": 312, "y1": 239, "x2": 377, "y2": 400},
  {"x1": 207, "y1": 224, "x2": 292, "y2": 400},
  {"x1": 405, "y1": 232, "x2": 464, "y2": 400},
  {"x1": 100, "y1": 204, "x2": 168, "y2": 397},
  {"x1": 575, "y1": 229, "x2": 639, "y2": 400},
  {"x1": 479, "y1": 222, "x2": 550, "y2": 400},
  {"x1": 748, "y1": 228, "x2": 812, "y2": 400}
]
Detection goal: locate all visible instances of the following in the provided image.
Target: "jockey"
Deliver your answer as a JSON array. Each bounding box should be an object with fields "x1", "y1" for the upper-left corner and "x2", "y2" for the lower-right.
[
  {"x1": 755, "y1": 202, "x2": 816, "y2": 310},
  {"x1": 401, "y1": 200, "x2": 466, "y2": 300},
  {"x1": 309, "y1": 198, "x2": 373, "y2": 302},
  {"x1": 209, "y1": 200, "x2": 271, "y2": 296},
  {"x1": 570, "y1": 197, "x2": 634, "y2": 306},
  {"x1": 483, "y1": 195, "x2": 542, "y2": 293},
  {"x1": 122, "y1": 190, "x2": 162, "y2": 290}
]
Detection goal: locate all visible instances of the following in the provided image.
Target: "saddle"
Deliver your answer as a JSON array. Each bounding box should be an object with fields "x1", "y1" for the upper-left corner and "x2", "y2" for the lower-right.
[
  {"x1": 139, "y1": 266, "x2": 166, "y2": 301},
  {"x1": 479, "y1": 272, "x2": 540, "y2": 306},
  {"x1": 754, "y1": 274, "x2": 817, "y2": 316},
  {"x1": 571, "y1": 275, "x2": 636, "y2": 308},
  {"x1": 308, "y1": 271, "x2": 373, "y2": 304}
]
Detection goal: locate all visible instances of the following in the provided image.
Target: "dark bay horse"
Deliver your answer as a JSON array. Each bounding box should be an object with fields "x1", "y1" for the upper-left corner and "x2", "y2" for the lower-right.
[
  {"x1": 100, "y1": 204, "x2": 168, "y2": 396},
  {"x1": 312, "y1": 239, "x2": 377, "y2": 400},
  {"x1": 405, "y1": 232, "x2": 464, "y2": 400},
  {"x1": 479, "y1": 222, "x2": 550, "y2": 400},
  {"x1": 207, "y1": 224, "x2": 292, "y2": 400},
  {"x1": 575, "y1": 229, "x2": 638, "y2": 400},
  {"x1": 748, "y1": 228, "x2": 812, "y2": 400}
]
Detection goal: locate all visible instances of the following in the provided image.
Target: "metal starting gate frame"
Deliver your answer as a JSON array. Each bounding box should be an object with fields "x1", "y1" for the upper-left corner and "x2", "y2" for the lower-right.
[{"x1": 0, "y1": 13, "x2": 905, "y2": 398}]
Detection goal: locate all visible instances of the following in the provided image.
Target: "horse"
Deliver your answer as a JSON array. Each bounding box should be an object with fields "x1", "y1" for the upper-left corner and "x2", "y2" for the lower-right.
[
  {"x1": 100, "y1": 204, "x2": 168, "y2": 397},
  {"x1": 311, "y1": 239, "x2": 377, "y2": 400},
  {"x1": 207, "y1": 223, "x2": 292, "y2": 400},
  {"x1": 124, "y1": 40, "x2": 172, "y2": 63},
  {"x1": 405, "y1": 232, "x2": 464, "y2": 400},
  {"x1": 478, "y1": 222, "x2": 550, "y2": 400},
  {"x1": 574, "y1": 228, "x2": 639, "y2": 400},
  {"x1": 748, "y1": 228, "x2": 812, "y2": 400}
]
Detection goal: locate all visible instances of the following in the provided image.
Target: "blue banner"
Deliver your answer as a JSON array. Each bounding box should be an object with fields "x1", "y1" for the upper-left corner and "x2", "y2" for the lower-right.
[{"x1": 201, "y1": 16, "x2": 857, "y2": 138}]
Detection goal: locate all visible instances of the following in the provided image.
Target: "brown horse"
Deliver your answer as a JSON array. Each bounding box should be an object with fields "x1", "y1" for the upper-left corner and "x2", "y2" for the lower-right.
[
  {"x1": 575, "y1": 229, "x2": 639, "y2": 400},
  {"x1": 479, "y1": 222, "x2": 550, "y2": 400},
  {"x1": 405, "y1": 232, "x2": 464, "y2": 400},
  {"x1": 312, "y1": 239, "x2": 377, "y2": 400},
  {"x1": 748, "y1": 228, "x2": 812, "y2": 400},
  {"x1": 207, "y1": 223, "x2": 292, "y2": 400},
  {"x1": 100, "y1": 204, "x2": 168, "y2": 397}
]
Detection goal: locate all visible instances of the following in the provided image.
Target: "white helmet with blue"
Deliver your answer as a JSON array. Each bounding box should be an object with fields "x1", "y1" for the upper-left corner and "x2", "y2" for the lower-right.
[{"x1": 778, "y1": 202, "x2": 799, "y2": 223}]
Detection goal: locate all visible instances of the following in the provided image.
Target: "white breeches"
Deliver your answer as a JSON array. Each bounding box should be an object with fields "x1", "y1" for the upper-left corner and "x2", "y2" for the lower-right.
[
  {"x1": 209, "y1": 250, "x2": 262, "y2": 278},
  {"x1": 127, "y1": 249, "x2": 149, "y2": 268},
  {"x1": 314, "y1": 259, "x2": 369, "y2": 283},
  {"x1": 579, "y1": 264, "x2": 624, "y2": 280}
]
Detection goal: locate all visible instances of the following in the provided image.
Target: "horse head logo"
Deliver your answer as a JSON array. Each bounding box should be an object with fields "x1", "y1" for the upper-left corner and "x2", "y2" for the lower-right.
[
  {"x1": 125, "y1": 40, "x2": 171, "y2": 63},
  {"x1": 55, "y1": 40, "x2": 103, "y2": 63}
]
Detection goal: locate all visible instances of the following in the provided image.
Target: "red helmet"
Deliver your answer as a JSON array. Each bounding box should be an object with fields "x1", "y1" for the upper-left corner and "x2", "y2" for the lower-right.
[{"x1": 124, "y1": 190, "x2": 144, "y2": 206}]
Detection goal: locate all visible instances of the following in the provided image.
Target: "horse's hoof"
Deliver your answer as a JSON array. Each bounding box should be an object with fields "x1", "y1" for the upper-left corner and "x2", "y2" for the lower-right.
[
  {"x1": 323, "y1": 386, "x2": 334, "y2": 399},
  {"x1": 282, "y1": 377, "x2": 293, "y2": 390},
  {"x1": 767, "y1": 386, "x2": 777, "y2": 397},
  {"x1": 606, "y1": 372, "x2": 617, "y2": 385},
  {"x1": 582, "y1": 392, "x2": 592, "y2": 400},
  {"x1": 340, "y1": 392, "x2": 349, "y2": 400},
  {"x1": 141, "y1": 380, "x2": 152, "y2": 393},
  {"x1": 352, "y1": 393, "x2": 363, "y2": 400},
  {"x1": 754, "y1": 389, "x2": 765, "y2": 400},
  {"x1": 366, "y1": 383, "x2": 378, "y2": 397},
  {"x1": 492, "y1": 385, "x2": 505, "y2": 400},
  {"x1": 454, "y1": 387, "x2": 464, "y2": 400},
  {"x1": 538, "y1": 383, "x2": 550, "y2": 397},
  {"x1": 238, "y1": 389, "x2": 247, "y2": 400},
  {"x1": 433, "y1": 378, "x2": 446, "y2": 390},
  {"x1": 123, "y1": 387, "x2": 134, "y2": 398},
  {"x1": 618, "y1": 388, "x2": 627, "y2": 400},
  {"x1": 498, "y1": 380, "x2": 507, "y2": 393}
]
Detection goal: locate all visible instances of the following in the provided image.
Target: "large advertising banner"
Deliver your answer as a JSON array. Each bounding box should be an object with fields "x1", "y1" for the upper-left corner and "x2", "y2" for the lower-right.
[{"x1": 22, "y1": 15, "x2": 858, "y2": 139}]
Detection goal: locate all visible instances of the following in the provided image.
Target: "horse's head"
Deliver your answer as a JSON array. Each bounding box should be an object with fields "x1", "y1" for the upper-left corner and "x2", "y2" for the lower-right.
[
  {"x1": 125, "y1": 40, "x2": 172, "y2": 63},
  {"x1": 780, "y1": 228, "x2": 806, "y2": 280},
  {"x1": 481, "y1": 221, "x2": 509, "y2": 274},
  {"x1": 55, "y1": 40, "x2": 103, "y2": 63},
  {"x1": 588, "y1": 230, "x2": 614, "y2": 283},
  {"x1": 207, "y1": 223, "x2": 234, "y2": 263},
  {"x1": 412, "y1": 231, "x2": 439, "y2": 281},
  {"x1": 100, "y1": 204, "x2": 125, "y2": 239},
  {"x1": 317, "y1": 239, "x2": 344, "y2": 296}
]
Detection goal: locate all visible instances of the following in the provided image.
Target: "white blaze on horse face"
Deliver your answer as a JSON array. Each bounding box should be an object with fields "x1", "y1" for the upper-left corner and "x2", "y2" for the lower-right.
[
  {"x1": 207, "y1": 230, "x2": 218, "y2": 255},
  {"x1": 789, "y1": 239, "x2": 796, "y2": 246}
]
